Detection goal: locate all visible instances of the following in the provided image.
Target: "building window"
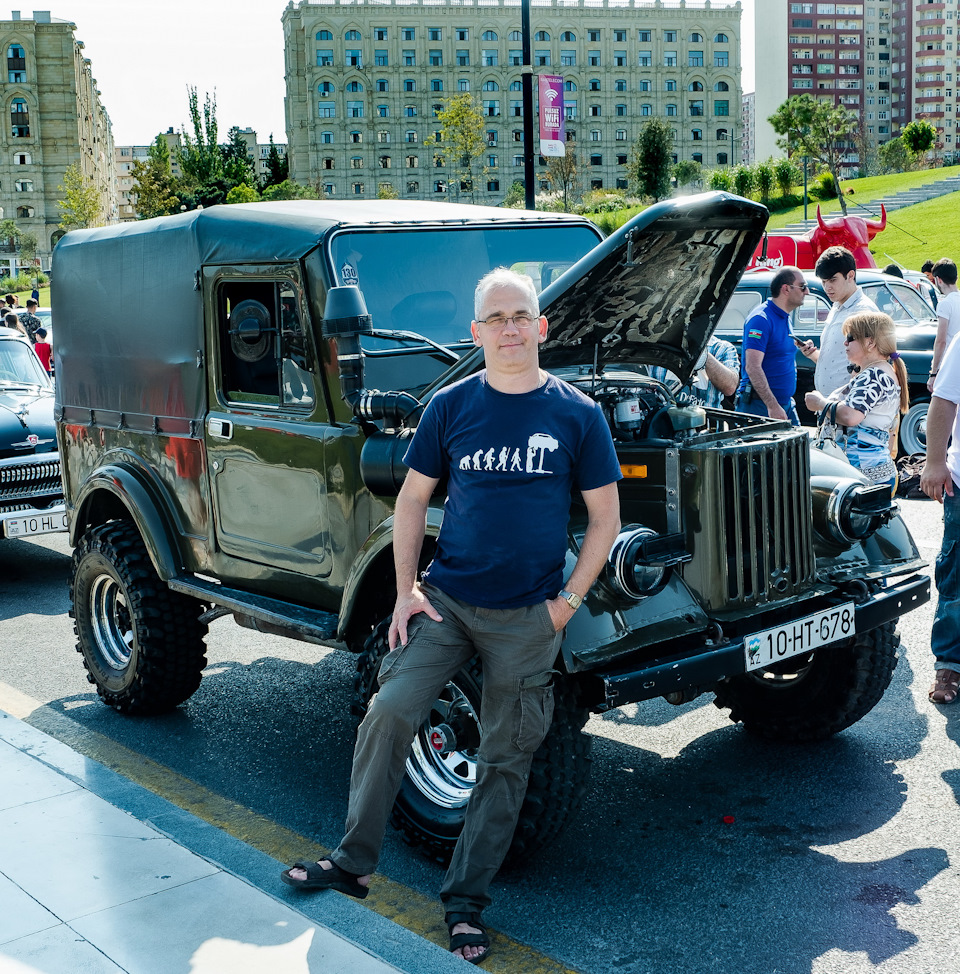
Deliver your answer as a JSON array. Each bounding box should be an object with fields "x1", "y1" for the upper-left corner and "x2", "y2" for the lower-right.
[
  {"x1": 457, "y1": 50, "x2": 470, "y2": 66},
  {"x1": 459, "y1": 79, "x2": 470, "y2": 91},
  {"x1": 715, "y1": 33, "x2": 728, "y2": 43},
  {"x1": 351, "y1": 157, "x2": 364, "y2": 169},
  {"x1": 511, "y1": 100, "x2": 522, "y2": 117},
  {"x1": 483, "y1": 80, "x2": 499, "y2": 91},
  {"x1": 315, "y1": 30, "x2": 332, "y2": 40},
  {"x1": 689, "y1": 100, "x2": 704, "y2": 116},
  {"x1": 561, "y1": 50, "x2": 576, "y2": 66},
  {"x1": 509, "y1": 81, "x2": 522, "y2": 91},
  {"x1": 7, "y1": 43, "x2": 25, "y2": 83},
  {"x1": 346, "y1": 50, "x2": 362, "y2": 68},
  {"x1": 432, "y1": 79, "x2": 443, "y2": 91},
  {"x1": 664, "y1": 31, "x2": 677, "y2": 42},
  {"x1": 345, "y1": 29, "x2": 361, "y2": 40},
  {"x1": 406, "y1": 155, "x2": 418, "y2": 167},
  {"x1": 589, "y1": 51, "x2": 601, "y2": 66},
  {"x1": 482, "y1": 49, "x2": 498, "y2": 66},
  {"x1": 665, "y1": 79, "x2": 677, "y2": 91},
  {"x1": 715, "y1": 81, "x2": 730, "y2": 92},
  {"x1": 689, "y1": 81, "x2": 704, "y2": 92},
  {"x1": 353, "y1": 183, "x2": 364, "y2": 195},
  {"x1": 377, "y1": 131, "x2": 390, "y2": 143},
  {"x1": 14, "y1": 151, "x2": 30, "y2": 165},
  {"x1": 402, "y1": 28, "x2": 415, "y2": 40},
  {"x1": 375, "y1": 50, "x2": 388, "y2": 66},
  {"x1": 347, "y1": 101, "x2": 364, "y2": 118},
  {"x1": 16, "y1": 205, "x2": 33, "y2": 218},
  {"x1": 484, "y1": 100, "x2": 500, "y2": 116},
  {"x1": 590, "y1": 130, "x2": 601, "y2": 141},
  {"x1": 434, "y1": 180, "x2": 447, "y2": 193},
  {"x1": 405, "y1": 105, "x2": 417, "y2": 117},
  {"x1": 430, "y1": 50, "x2": 442, "y2": 66},
  {"x1": 318, "y1": 104, "x2": 336, "y2": 118},
  {"x1": 666, "y1": 104, "x2": 678, "y2": 117},
  {"x1": 377, "y1": 105, "x2": 389, "y2": 117},
  {"x1": 318, "y1": 81, "x2": 335, "y2": 96},
  {"x1": 535, "y1": 31, "x2": 550, "y2": 41},
  {"x1": 487, "y1": 130, "x2": 497, "y2": 144},
  {"x1": 322, "y1": 131, "x2": 334, "y2": 143},
  {"x1": 487, "y1": 180, "x2": 499, "y2": 192},
  {"x1": 457, "y1": 28, "x2": 469, "y2": 41},
  {"x1": 616, "y1": 129, "x2": 627, "y2": 140},
  {"x1": 617, "y1": 154, "x2": 627, "y2": 165},
  {"x1": 560, "y1": 31, "x2": 576, "y2": 41},
  {"x1": 638, "y1": 30, "x2": 651, "y2": 42},
  {"x1": 564, "y1": 102, "x2": 577, "y2": 119},
  {"x1": 405, "y1": 79, "x2": 416, "y2": 92},
  {"x1": 379, "y1": 156, "x2": 392, "y2": 168},
  {"x1": 589, "y1": 29, "x2": 601, "y2": 42},
  {"x1": 717, "y1": 128, "x2": 728, "y2": 141},
  {"x1": 482, "y1": 30, "x2": 498, "y2": 41},
  {"x1": 323, "y1": 158, "x2": 334, "y2": 170},
  {"x1": 513, "y1": 155, "x2": 525, "y2": 166},
  {"x1": 351, "y1": 131, "x2": 362, "y2": 143},
  {"x1": 692, "y1": 129, "x2": 702, "y2": 141},
  {"x1": 407, "y1": 181, "x2": 419, "y2": 193},
  {"x1": 375, "y1": 28, "x2": 387, "y2": 41},
  {"x1": 535, "y1": 49, "x2": 550, "y2": 66},
  {"x1": 564, "y1": 80, "x2": 577, "y2": 92},
  {"x1": 403, "y1": 50, "x2": 415, "y2": 66},
  {"x1": 664, "y1": 52, "x2": 677, "y2": 67},
  {"x1": 639, "y1": 80, "x2": 651, "y2": 92},
  {"x1": 590, "y1": 105, "x2": 601, "y2": 116},
  {"x1": 689, "y1": 51, "x2": 704, "y2": 67},
  {"x1": 714, "y1": 52, "x2": 729, "y2": 67},
  {"x1": 510, "y1": 49, "x2": 522, "y2": 66},
  {"x1": 692, "y1": 153, "x2": 703, "y2": 164},
  {"x1": 717, "y1": 152, "x2": 728, "y2": 165},
  {"x1": 15, "y1": 179, "x2": 32, "y2": 192},
  {"x1": 346, "y1": 81, "x2": 363, "y2": 92},
  {"x1": 317, "y1": 49, "x2": 333, "y2": 67},
  {"x1": 616, "y1": 104, "x2": 626, "y2": 116},
  {"x1": 377, "y1": 79, "x2": 388, "y2": 92},
  {"x1": 429, "y1": 27, "x2": 441, "y2": 41},
  {"x1": 641, "y1": 103, "x2": 652, "y2": 116},
  {"x1": 714, "y1": 100, "x2": 730, "y2": 116},
  {"x1": 406, "y1": 130, "x2": 417, "y2": 143}
]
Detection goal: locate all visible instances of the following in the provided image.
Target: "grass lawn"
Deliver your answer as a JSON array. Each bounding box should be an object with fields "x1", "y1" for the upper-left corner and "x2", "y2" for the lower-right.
[{"x1": 5, "y1": 287, "x2": 51, "y2": 306}]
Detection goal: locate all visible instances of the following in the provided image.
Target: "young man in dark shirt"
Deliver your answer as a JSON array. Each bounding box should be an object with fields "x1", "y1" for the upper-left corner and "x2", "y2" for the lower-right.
[{"x1": 283, "y1": 268, "x2": 622, "y2": 963}]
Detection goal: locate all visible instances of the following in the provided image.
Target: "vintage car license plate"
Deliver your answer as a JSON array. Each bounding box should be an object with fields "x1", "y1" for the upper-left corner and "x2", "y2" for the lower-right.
[
  {"x1": 744, "y1": 603, "x2": 856, "y2": 672},
  {"x1": 3, "y1": 511, "x2": 69, "y2": 539}
]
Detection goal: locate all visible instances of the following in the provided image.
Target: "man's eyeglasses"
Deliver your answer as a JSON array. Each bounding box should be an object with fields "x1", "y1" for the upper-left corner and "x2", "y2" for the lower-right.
[
  {"x1": 789, "y1": 283, "x2": 810, "y2": 292},
  {"x1": 476, "y1": 314, "x2": 537, "y2": 329}
]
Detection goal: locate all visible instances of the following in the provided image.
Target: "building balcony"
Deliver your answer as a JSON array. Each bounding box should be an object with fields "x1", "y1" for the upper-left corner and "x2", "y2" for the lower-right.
[
  {"x1": 917, "y1": 111, "x2": 945, "y2": 119},
  {"x1": 916, "y1": 17, "x2": 946, "y2": 27},
  {"x1": 917, "y1": 94, "x2": 944, "y2": 103},
  {"x1": 915, "y1": 79, "x2": 944, "y2": 88},
  {"x1": 916, "y1": 64, "x2": 945, "y2": 73},
  {"x1": 916, "y1": 33, "x2": 945, "y2": 43}
]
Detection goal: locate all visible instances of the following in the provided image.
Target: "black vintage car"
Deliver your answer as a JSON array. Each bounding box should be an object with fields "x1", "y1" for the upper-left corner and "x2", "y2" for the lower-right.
[
  {"x1": 715, "y1": 268, "x2": 938, "y2": 454},
  {"x1": 0, "y1": 329, "x2": 66, "y2": 541}
]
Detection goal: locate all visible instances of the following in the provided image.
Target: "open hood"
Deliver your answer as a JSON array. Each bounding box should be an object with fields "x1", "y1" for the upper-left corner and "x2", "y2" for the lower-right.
[{"x1": 538, "y1": 192, "x2": 768, "y2": 381}]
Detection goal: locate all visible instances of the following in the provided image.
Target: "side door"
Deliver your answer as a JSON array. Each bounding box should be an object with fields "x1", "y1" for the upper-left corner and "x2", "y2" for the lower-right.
[{"x1": 204, "y1": 265, "x2": 333, "y2": 578}]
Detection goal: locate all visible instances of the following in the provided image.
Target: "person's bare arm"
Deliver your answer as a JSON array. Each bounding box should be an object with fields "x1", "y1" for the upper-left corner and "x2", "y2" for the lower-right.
[
  {"x1": 545, "y1": 481, "x2": 621, "y2": 631},
  {"x1": 928, "y1": 316, "x2": 950, "y2": 392},
  {"x1": 744, "y1": 348, "x2": 788, "y2": 421},
  {"x1": 921, "y1": 396, "x2": 959, "y2": 503},
  {"x1": 703, "y1": 352, "x2": 739, "y2": 397},
  {"x1": 389, "y1": 468, "x2": 443, "y2": 649}
]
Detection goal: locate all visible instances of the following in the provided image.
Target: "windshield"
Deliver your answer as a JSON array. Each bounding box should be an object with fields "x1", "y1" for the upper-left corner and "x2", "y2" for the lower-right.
[
  {"x1": 328, "y1": 223, "x2": 601, "y2": 394},
  {"x1": 863, "y1": 281, "x2": 937, "y2": 325},
  {"x1": 0, "y1": 338, "x2": 50, "y2": 388}
]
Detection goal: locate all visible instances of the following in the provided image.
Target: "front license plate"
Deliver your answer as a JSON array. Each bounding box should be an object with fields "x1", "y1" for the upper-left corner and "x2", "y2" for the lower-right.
[
  {"x1": 744, "y1": 603, "x2": 856, "y2": 672},
  {"x1": 3, "y1": 511, "x2": 69, "y2": 539}
]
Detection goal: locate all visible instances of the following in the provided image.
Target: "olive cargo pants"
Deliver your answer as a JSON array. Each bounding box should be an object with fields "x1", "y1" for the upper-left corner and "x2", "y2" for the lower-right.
[{"x1": 331, "y1": 582, "x2": 563, "y2": 914}]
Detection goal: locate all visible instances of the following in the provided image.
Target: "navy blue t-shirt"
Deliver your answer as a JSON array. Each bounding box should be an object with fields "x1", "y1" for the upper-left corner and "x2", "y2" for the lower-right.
[
  {"x1": 403, "y1": 371, "x2": 622, "y2": 609},
  {"x1": 737, "y1": 299, "x2": 797, "y2": 403}
]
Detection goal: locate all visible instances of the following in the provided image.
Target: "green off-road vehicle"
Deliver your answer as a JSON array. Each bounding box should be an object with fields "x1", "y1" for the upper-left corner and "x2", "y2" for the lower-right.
[{"x1": 54, "y1": 194, "x2": 929, "y2": 861}]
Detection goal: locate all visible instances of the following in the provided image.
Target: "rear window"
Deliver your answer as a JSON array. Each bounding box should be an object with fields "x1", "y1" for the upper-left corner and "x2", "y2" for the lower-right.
[{"x1": 716, "y1": 289, "x2": 763, "y2": 338}]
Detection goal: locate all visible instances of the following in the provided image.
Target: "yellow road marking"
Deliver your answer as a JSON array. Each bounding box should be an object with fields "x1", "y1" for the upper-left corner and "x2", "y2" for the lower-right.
[{"x1": 0, "y1": 682, "x2": 579, "y2": 974}]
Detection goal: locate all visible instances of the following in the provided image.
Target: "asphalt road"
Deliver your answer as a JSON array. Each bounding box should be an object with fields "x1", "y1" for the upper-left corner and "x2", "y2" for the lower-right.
[{"x1": 2, "y1": 498, "x2": 956, "y2": 974}]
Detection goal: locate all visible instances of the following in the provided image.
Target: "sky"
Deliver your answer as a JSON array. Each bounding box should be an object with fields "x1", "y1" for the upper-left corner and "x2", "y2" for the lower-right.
[{"x1": 52, "y1": 0, "x2": 755, "y2": 147}]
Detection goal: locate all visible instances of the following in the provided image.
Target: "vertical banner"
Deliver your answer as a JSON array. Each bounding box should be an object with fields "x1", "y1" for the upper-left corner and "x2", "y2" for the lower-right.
[{"x1": 538, "y1": 74, "x2": 565, "y2": 157}]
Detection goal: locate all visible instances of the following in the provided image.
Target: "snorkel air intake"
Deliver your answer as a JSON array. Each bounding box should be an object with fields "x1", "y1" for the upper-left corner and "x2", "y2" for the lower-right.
[{"x1": 323, "y1": 285, "x2": 423, "y2": 426}]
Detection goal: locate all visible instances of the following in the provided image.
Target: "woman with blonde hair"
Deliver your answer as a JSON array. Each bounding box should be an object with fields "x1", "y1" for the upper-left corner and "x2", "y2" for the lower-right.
[{"x1": 805, "y1": 311, "x2": 908, "y2": 491}]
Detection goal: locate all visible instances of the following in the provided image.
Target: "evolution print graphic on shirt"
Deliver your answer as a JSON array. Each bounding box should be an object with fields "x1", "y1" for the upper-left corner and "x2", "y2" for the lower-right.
[{"x1": 457, "y1": 432, "x2": 560, "y2": 474}]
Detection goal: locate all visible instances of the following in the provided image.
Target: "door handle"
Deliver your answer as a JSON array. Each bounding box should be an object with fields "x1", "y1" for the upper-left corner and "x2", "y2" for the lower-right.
[{"x1": 207, "y1": 418, "x2": 233, "y2": 439}]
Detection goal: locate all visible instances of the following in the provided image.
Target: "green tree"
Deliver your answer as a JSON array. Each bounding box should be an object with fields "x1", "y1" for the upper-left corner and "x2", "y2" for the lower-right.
[
  {"x1": 263, "y1": 135, "x2": 288, "y2": 190},
  {"x1": 180, "y1": 87, "x2": 225, "y2": 205},
  {"x1": 502, "y1": 180, "x2": 526, "y2": 207},
  {"x1": 877, "y1": 136, "x2": 913, "y2": 174},
  {"x1": 260, "y1": 179, "x2": 318, "y2": 201},
  {"x1": 901, "y1": 120, "x2": 937, "y2": 164},
  {"x1": 545, "y1": 143, "x2": 581, "y2": 211},
  {"x1": 16, "y1": 231, "x2": 37, "y2": 262},
  {"x1": 377, "y1": 182, "x2": 399, "y2": 199},
  {"x1": 768, "y1": 94, "x2": 857, "y2": 214},
  {"x1": 733, "y1": 164, "x2": 755, "y2": 199},
  {"x1": 131, "y1": 134, "x2": 180, "y2": 219},
  {"x1": 708, "y1": 169, "x2": 733, "y2": 192},
  {"x1": 774, "y1": 157, "x2": 800, "y2": 198},
  {"x1": 225, "y1": 183, "x2": 260, "y2": 204},
  {"x1": 630, "y1": 118, "x2": 673, "y2": 201},
  {"x1": 57, "y1": 164, "x2": 102, "y2": 230},
  {"x1": 753, "y1": 160, "x2": 774, "y2": 203},
  {"x1": 222, "y1": 126, "x2": 256, "y2": 188},
  {"x1": 672, "y1": 159, "x2": 702, "y2": 189},
  {"x1": 0, "y1": 218, "x2": 20, "y2": 249},
  {"x1": 430, "y1": 94, "x2": 487, "y2": 202}
]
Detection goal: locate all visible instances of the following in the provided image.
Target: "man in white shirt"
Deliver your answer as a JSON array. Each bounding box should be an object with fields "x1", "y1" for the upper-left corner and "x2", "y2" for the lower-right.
[
  {"x1": 928, "y1": 258, "x2": 960, "y2": 393},
  {"x1": 805, "y1": 246, "x2": 879, "y2": 396},
  {"x1": 920, "y1": 332, "x2": 960, "y2": 705}
]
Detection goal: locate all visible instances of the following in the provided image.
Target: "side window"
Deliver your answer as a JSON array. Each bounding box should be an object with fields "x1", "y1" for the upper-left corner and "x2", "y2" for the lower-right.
[
  {"x1": 715, "y1": 290, "x2": 764, "y2": 338},
  {"x1": 867, "y1": 282, "x2": 935, "y2": 324},
  {"x1": 794, "y1": 293, "x2": 831, "y2": 332},
  {"x1": 218, "y1": 281, "x2": 315, "y2": 409}
]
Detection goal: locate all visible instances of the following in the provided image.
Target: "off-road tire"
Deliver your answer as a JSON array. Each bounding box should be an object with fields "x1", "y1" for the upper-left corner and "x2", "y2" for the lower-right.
[
  {"x1": 899, "y1": 400, "x2": 928, "y2": 456},
  {"x1": 70, "y1": 521, "x2": 208, "y2": 714},
  {"x1": 713, "y1": 621, "x2": 899, "y2": 742},
  {"x1": 352, "y1": 618, "x2": 593, "y2": 864}
]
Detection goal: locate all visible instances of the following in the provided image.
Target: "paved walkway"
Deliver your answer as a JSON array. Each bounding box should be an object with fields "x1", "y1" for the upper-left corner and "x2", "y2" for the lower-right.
[{"x1": 0, "y1": 708, "x2": 469, "y2": 974}]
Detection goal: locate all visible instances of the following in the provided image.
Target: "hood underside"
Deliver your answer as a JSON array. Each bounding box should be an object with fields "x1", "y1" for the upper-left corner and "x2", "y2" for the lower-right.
[{"x1": 537, "y1": 192, "x2": 769, "y2": 381}]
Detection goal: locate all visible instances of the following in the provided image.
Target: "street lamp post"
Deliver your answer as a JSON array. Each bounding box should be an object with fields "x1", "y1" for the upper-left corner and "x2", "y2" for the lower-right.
[{"x1": 521, "y1": 0, "x2": 535, "y2": 210}]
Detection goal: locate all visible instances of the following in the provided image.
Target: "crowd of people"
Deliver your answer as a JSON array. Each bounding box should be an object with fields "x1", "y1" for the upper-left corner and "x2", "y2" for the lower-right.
[{"x1": 1, "y1": 289, "x2": 52, "y2": 376}]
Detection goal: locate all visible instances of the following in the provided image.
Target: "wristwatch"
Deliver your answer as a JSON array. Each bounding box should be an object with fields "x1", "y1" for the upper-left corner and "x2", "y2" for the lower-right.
[{"x1": 558, "y1": 589, "x2": 583, "y2": 611}]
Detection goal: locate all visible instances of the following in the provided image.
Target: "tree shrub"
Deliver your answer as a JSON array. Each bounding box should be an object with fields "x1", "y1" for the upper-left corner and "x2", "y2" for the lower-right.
[{"x1": 708, "y1": 169, "x2": 733, "y2": 191}]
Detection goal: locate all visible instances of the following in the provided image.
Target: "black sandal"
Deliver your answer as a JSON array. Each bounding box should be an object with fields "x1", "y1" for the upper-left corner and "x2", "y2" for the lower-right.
[
  {"x1": 445, "y1": 911, "x2": 491, "y2": 965},
  {"x1": 280, "y1": 858, "x2": 369, "y2": 898}
]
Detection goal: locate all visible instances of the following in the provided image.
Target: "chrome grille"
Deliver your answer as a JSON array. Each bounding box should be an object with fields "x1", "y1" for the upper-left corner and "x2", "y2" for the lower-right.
[
  {"x1": 718, "y1": 435, "x2": 815, "y2": 605},
  {"x1": 0, "y1": 456, "x2": 63, "y2": 505}
]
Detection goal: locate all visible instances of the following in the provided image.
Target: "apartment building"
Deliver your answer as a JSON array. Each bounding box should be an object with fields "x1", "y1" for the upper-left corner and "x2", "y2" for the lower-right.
[
  {"x1": 0, "y1": 10, "x2": 115, "y2": 270},
  {"x1": 282, "y1": 0, "x2": 743, "y2": 202},
  {"x1": 892, "y1": 0, "x2": 958, "y2": 163}
]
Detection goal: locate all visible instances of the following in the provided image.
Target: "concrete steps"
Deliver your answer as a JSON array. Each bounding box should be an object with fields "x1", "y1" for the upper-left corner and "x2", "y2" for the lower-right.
[{"x1": 777, "y1": 174, "x2": 960, "y2": 233}]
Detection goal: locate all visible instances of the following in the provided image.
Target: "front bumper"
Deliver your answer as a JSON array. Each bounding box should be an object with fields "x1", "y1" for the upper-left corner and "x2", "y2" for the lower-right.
[{"x1": 594, "y1": 572, "x2": 930, "y2": 710}]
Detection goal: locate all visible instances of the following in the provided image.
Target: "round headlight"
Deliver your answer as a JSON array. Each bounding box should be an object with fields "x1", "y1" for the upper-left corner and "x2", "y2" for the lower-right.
[
  {"x1": 607, "y1": 526, "x2": 668, "y2": 600},
  {"x1": 810, "y1": 476, "x2": 890, "y2": 546}
]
